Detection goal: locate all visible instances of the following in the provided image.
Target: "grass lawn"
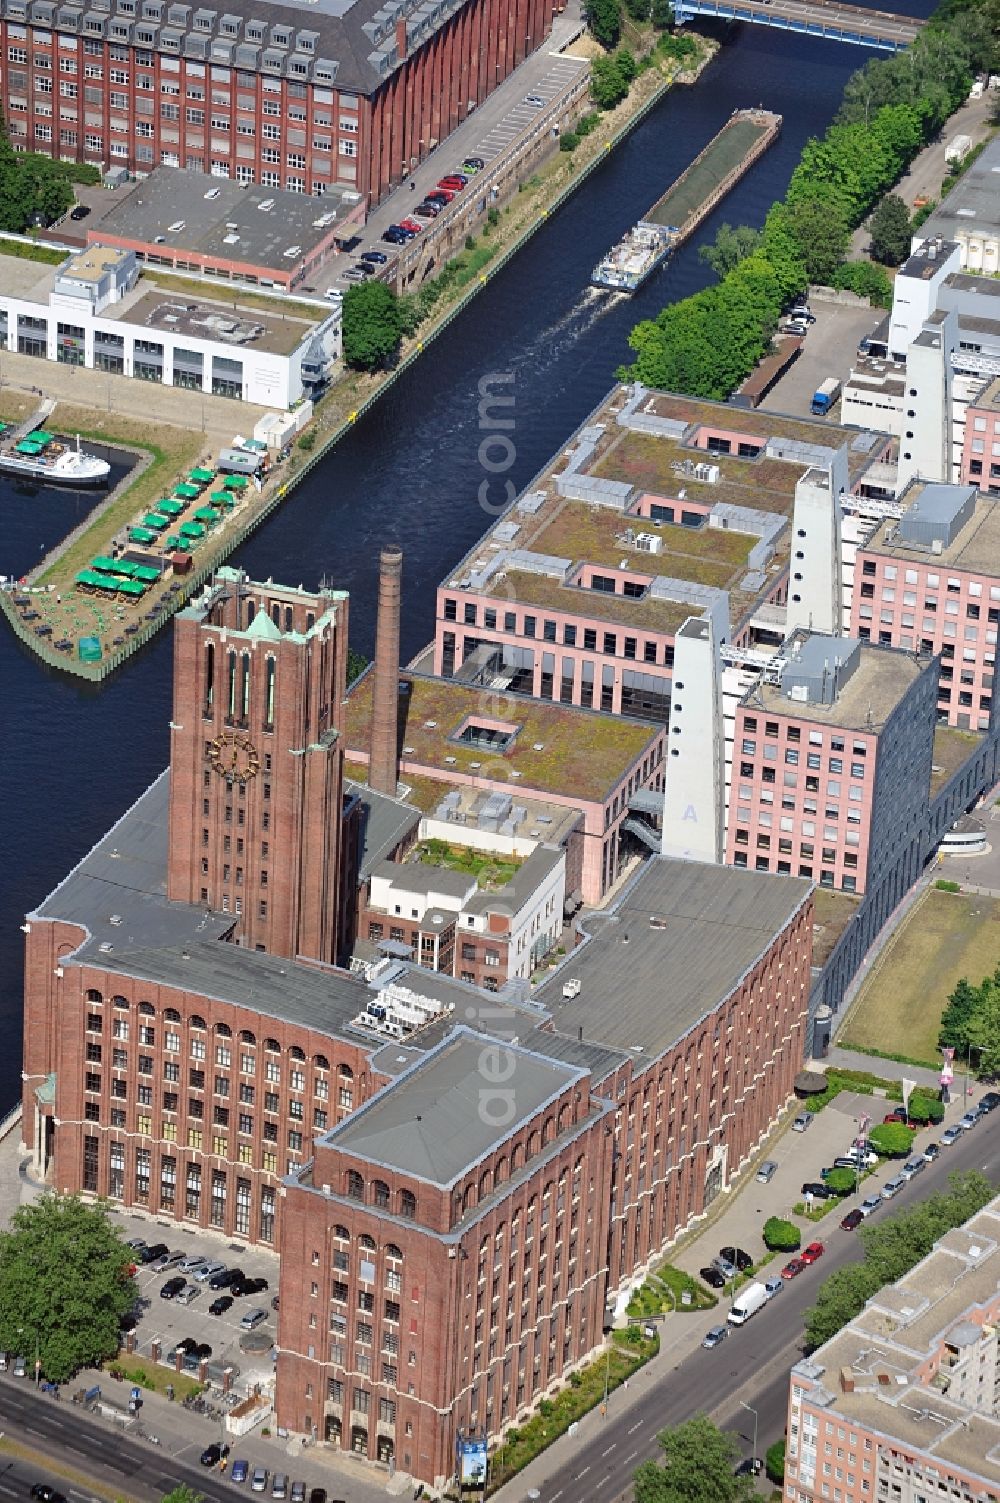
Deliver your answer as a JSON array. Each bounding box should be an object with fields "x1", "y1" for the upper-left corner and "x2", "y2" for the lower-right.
[
  {"x1": 626, "y1": 1262, "x2": 717, "y2": 1319},
  {"x1": 416, "y1": 838, "x2": 522, "y2": 889},
  {"x1": 840, "y1": 888, "x2": 1000, "y2": 1067},
  {"x1": 114, "y1": 1353, "x2": 202, "y2": 1399}
]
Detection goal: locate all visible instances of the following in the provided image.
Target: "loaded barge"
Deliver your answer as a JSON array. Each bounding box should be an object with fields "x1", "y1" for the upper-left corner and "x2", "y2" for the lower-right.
[{"x1": 591, "y1": 108, "x2": 782, "y2": 292}]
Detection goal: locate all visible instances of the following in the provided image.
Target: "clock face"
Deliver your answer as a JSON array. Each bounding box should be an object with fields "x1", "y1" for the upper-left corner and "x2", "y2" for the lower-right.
[{"x1": 207, "y1": 731, "x2": 261, "y2": 784}]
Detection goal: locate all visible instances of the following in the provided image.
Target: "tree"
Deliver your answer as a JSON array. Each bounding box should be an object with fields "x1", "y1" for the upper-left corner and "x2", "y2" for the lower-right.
[
  {"x1": 765, "y1": 1440, "x2": 786, "y2": 1485},
  {"x1": 634, "y1": 1415, "x2": 757, "y2": 1503},
  {"x1": 346, "y1": 648, "x2": 368, "y2": 685},
  {"x1": 868, "y1": 1122, "x2": 914, "y2": 1158},
  {"x1": 586, "y1": 0, "x2": 622, "y2": 48},
  {"x1": 782, "y1": 194, "x2": 850, "y2": 283},
  {"x1": 804, "y1": 1263, "x2": 882, "y2": 1348},
  {"x1": 624, "y1": 0, "x2": 650, "y2": 18},
  {"x1": 0, "y1": 1195, "x2": 135, "y2": 1383},
  {"x1": 939, "y1": 975, "x2": 979, "y2": 1052},
  {"x1": 763, "y1": 1217, "x2": 801, "y2": 1252},
  {"x1": 650, "y1": 0, "x2": 674, "y2": 25},
  {"x1": 341, "y1": 282, "x2": 404, "y2": 372},
  {"x1": 161, "y1": 1489, "x2": 204, "y2": 1503},
  {"x1": 699, "y1": 222, "x2": 761, "y2": 279},
  {"x1": 869, "y1": 193, "x2": 912, "y2": 265},
  {"x1": 590, "y1": 53, "x2": 631, "y2": 110},
  {"x1": 904, "y1": 1092, "x2": 944, "y2": 1126},
  {"x1": 966, "y1": 981, "x2": 1000, "y2": 1078},
  {"x1": 824, "y1": 1168, "x2": 859, "y2": 1196}
]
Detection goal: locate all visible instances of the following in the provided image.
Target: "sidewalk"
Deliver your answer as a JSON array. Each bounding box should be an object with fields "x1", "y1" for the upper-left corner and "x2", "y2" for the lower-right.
[{"x1": 822, "y1": 1048, "x2": 942, "y2": 1091}]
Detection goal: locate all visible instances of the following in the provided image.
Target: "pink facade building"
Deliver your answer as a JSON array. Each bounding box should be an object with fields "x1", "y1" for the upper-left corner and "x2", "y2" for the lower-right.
[
  {"x1": 785, "y1": 1194, "x2": 1000, "y2": 1503},
  {"x1": 958, "y1": 374, "x2": 1000, "y2": 493},
  {"x1": 850, "y1": 481, "x2": 1000, "y2": 732},
  {"x1": 726, "y1": 633, "x2": 937, "y2": 895}
]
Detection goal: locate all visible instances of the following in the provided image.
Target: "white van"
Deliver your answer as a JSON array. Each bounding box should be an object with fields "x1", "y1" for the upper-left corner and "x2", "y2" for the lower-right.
[{"x1": 727, "y1": 1281, "x2": 768, "y2": 1326}]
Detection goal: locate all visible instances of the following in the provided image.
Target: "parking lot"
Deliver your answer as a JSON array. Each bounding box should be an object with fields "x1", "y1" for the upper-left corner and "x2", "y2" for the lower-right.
[
  {"x1": 760, "y1": 299, "x2": 880, "y2": 423},
  {"x1": 114, "y1": 1210, "x2": 280, "y2": 1395}
]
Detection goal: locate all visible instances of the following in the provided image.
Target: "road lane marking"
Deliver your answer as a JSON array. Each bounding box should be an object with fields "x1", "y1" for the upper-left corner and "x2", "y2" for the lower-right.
[
  {"x1": 576, "y1": 1466, "x2": 590, "y2": 1478},
  {"x1": 627, "y1": 1420, "x2": 643, "y2": 1434},
  {"x1": 602, "y1": 1443, "x2": 617, "y2": 1456},
  {"x1": 625, "y1": 1450, "x2": 638, "y2": 1463}
]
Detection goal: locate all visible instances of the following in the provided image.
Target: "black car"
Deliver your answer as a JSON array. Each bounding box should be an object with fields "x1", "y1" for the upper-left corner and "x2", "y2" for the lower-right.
[
  {"x1": 352, "y1": 261, "x2": 376, "y2": 276},
  {"x1": 194, "y1": 1342, "x2": 213, "y2": 1360},
  {"x1": 734, "y1": 1458, "x2": 764, "y2": 1478},
  {"x1": 200, "y1": 1443, "x2": 230, "y2": 1467},
  {"x1": 173, "y1": 1336, "x2": 198, "y2": 1354},
  {"x1": 140, "y1": 1242, "x2": 169, "y2": 1264},
  {"x1": 308, "y1": 1491, "x2": 328, "y2": 1503},
  {"x1": 840, "y1": 1208, "x2": 864, "y2": 1231},
  {"x1": 980, "y1": 1091, "x2": 1000, "y2": 1113},
  {"x1": 70, "y1": 204, "x2": 90, "y2": 221},
  {"x1": 801, "y1": 1181, "x2": 834, "y2": 1200},
  {"x1": 209, "y1": 1266, "x2": 243, "y2": 1290},
  {"x1": 159, "y1": 1275, "x2": 186, "y2": 1300},
  {"x1": 699, "y1": 1265, "x2": 727, "y2": 1289},
  {"x1": 413, "y1": 202, "x2": 441, "y2": 218},
  {"x1": 360, "y1": 250, "x2": 388, "y2": 265},
  {"x1": 208, "y1": 1295, "x2": 234, "y2": 1316},
  {"x1": 463, "y1": 156, "x2": 485, "y2": 170},
  {"x1": 382, "y1": 227, "x2": 408, "y2": 245},
  {"x1": 719, "y1": 1246, "x2": 753, "y2": 1272},
  {"x1": 30, "y1": 1488, "x2": 68, "y2": 1503}
]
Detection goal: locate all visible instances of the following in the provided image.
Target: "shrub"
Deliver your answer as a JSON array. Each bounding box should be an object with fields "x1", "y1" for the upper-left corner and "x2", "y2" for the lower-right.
[
  {"x1": 905, "y1": 1093, "x2": 944, "y2": 1125},
  {"x1": 824, "y1": 1168, "x2": 859, "y2": 1196},
  {"x1": 577, "y1": 111, "x2": 601, "y2": 137},
  {"x1": 486, "y1": 207, "x2": 500, "y2": 229},
  {"x1": 935, "y1": 878, "x2": 960, "y2": 892},
  {"x1": 868, "y1": 1121, "x2": 915, "y2": 1158},
  {"x1": 766, "y1": 1439, "x2": 786, "y2": 1485},
  {"x1": 560, "y1": 132, "x2": 581, "y2": 152},
  {"x1": 296, "y1": 430, "x2": 316, "y2": 452},
  {"x1": 763, "y1": 1217, "x2": 801, "y2": 1252}
]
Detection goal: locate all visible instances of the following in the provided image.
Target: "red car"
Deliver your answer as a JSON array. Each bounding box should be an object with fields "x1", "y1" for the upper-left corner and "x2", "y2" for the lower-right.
[
  {"x1": 801, "y1": 1241, "x2": 825, "y2": 1264},
  {"x1": 883, "y1": 1111, "x2": 910, "y2": 1125},
  {"x1": 437, "y1": 177, "x2": 465, "y2": 191},
  {"x1": 781, "y1": 1258, "x2": 806, "y2": 1280},
  {"x1": 840, "y1": 1209, "x2": 863, "y2": 1232},
  {"x1": 398, "y1": 217, "x2": 423, "y2": 235},
  {"x1": 426, "y1": 189, "x2": 455, "y2": 204}
]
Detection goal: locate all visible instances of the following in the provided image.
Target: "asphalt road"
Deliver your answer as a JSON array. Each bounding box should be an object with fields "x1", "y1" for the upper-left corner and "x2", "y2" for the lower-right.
[{"x1": 522, "y1": 1122, "x2": 996, "y2": 1503}]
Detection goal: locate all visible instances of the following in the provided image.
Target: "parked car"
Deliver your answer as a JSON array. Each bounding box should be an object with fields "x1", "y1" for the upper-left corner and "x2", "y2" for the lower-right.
[
  {"x1": 524, "y1": 94, "x2": 545, "y2": 107},
  {"x1": 881, "y1": 1177, "x2": 905, "y2": 1199},
  {"x1": 290, "y1": 1483, "x2": 307, "y2": 1503},
  {"x1": 307, "y1": 1491, "x2": 327, "y2": 1503},
  {"x1": 979, "y1": 1091, "x2": 1000, "y2": 1113},
  {"x1": 381, "y1": 227, "x2": 409, "y2": 245},
  {"x1": 178, "y1": 1254, "x2": 207, "y2": 1274},
  {"x1": 437, "y1": 177, "x2": 466, "y2": 191},
  {"x1": 250, "y1": 1467, "x2": 269, "y2": 1493},
  {"x1": 176, "y1": 1283, "x2": 201, "y2": 1307},
  {"x1": 923, "y1": 1142, "x2": 941, "y2": 1161},
  {"x1": 151, "y1": 1250, "x2": 185, "y2": 1272},
  {"x1": 883, "y1": 1111, "x2": 908, "y2": 1125},
  {"x1": 941, "y1": 1126, "x2": 963, "y2": 1146},
  {"x1": 801, "y1": 1242, "x2": 825, "y2": 1264},
  {"x1": 209, "y1": 1295, "x2": 234, "y2": 1316},
  {"x1": 788, "y1": 305, "x2": 816, "y2": 323},
  {"x1": 756, "y1": 1160, "x2": 778, "y2": 1184},
  {"x1": 194, "y1": 1260, "x2": 226, "y2": 1282},
  {"x1": 413, "y1": 202, "x2": 441, "y2": 218},
  {"x1": 240, "y1": 1307, "x2": 269, "y2": 1331},
  {"x1": 720, "y1": 1246, "x2": 753, "y2": 1272},
  {"x1": 425, "y1": 189, "x2": 455, "y2": 204},
  {"x1": 70, "y1": 204, "x2": 90, "y2": 222},
  {"x1": 139, "y1": 1242, "x2": 169, "y2": 1264},
  {"x1": 350, "y1": 261, "x2": 376, "y2": 276},
  {"x1": 781, "y1": 1258, "x2": 806, "y2": 1280},
  {"x1": 201, "y1": 1443, "x2": 230, "y2": 1467},
  {"x1": 341, "y1": 267, "x2": 368, "y2": 281},
  {"x1": 210, "y1": 1267, "x2": 243, "y2": 1290},
  {"x1": 125, "y1": 1237, "x2": 147, "y2": 1253},
  {"x1": 860, "y1": 1195, "x2": 882, "y2": 1216},
  {"x1": 399, "y1": 217, "x2": 424, "y2": 235},
  {"x1": 792, "y1": 1113, "x2": 813, "y2": 1133},
  {"x1": 159, "y1": 1276, "x2": 186, "y2": 1300},
  {"x1": 231, "y1": 1460, "x2": 250, "y2": 1485},
  {"x1": 702, "y1": 1325, "x2": 728, "y2": 1349},
  {"x1": 324, "y1": 288, "x2": 343, "y2": 301},
  {"x1": 735, "y1": 1458, "x2": 764, "y2": 1477},
  {"x1": 901, "y1": 1157, "x2": 926, "y2": 1181},
  {"x1": 360, "y1": 250, "x2": 388, "y2": 265},
  {"x1": 841, "y1": 1209, "x2": 864, "y2": 1232},
  {"x1": 763, "y1": 1276, "x2": 784, "y2": 1299},
  {"x1": 801, "y1": 1182, "x2": 833, "y2": 1200},
  {"x1": 960, "y1": 1110, "x2": 981, "y2": 1131},
  {"x1": 271, "y1": 1476, "x2": 288, "y2": 1499},
  {"x1": 463, "y1": 156, "x2": 485, "y2": 170},
  {"x1": 712, "y1": 1256, "x2": 738, "y2": 1280},
  {"x1": 30, "y1": 1487, "x2": 68, "y2": 1502},
  {"x1": 700, "y1": 1266, "x2": 727, "y2": 1290},
  {"x1": 461, "y1": 160, "x2": 482, "y2": 175}
]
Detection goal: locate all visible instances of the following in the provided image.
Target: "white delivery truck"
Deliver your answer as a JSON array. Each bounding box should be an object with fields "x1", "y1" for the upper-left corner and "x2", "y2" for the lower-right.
[{"x1": 727, "y1": 1280, "x2": 768, "y2": 1326}]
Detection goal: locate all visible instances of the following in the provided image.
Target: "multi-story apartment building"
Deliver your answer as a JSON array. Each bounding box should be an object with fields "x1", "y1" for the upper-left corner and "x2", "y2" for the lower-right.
[
  {"x1": 434, "y1": 385, "x2": 893, "y2": 726},
  {"x1": 278, "y1": 856, "x2": 814, "y2": 1483},
  {"x1": 0, "y1": 0, "x2": 551, "y2": 204},
  {"x1": 726, "y1": 632, "x2": 937, "y2": 896},
  {"x1": 849, "y1": 481, "x2": 1000, "y2": 733},
  {"x1": 959, "y1": 374, "x2": 1000, "y2": 493},
  {"x1": 785, "y1": 1194, "x2": 1000, "y2": 1503}
]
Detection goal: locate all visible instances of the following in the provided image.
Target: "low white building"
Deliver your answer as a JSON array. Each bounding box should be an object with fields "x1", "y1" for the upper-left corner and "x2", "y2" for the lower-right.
[{"x1": 0, "y1": 244, "x2": 339, "y2": 410}]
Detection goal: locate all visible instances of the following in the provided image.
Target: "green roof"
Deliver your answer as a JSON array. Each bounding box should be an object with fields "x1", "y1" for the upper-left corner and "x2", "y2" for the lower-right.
[
  {"x1": 194, "y1": 507, "x2": 217, "y2": 523},
  {"x1": 133, "y1": 565, "x2": 160, "y2": 583},
  {"x1": 31, "y1": 430, "x2": 54, "y2": 443},
  {"x1": 118, "y1": 578, "x2": 146, "y2": 597},
  {"x1": 91, "y1": 556, "x2": 117, "y2": 572},
  {"x1": 129, "y1": 527, "x2": 156, "y2": 544},
  {"x1": 223, "y1": 474, "x2": 249, "y2": 489},
  {"x1": 143, "y1": 513, "x2": 169, "y2": 530},
  {"x1": 76, "y1": 570, "x2": 107, "y2": 588},
  {"x1": 180, "y1": 522, "x2": 205, "y2": 538},
  {"x1": 16, "y1": 440, "x2": 43, "y2": 454},
  {"x1": 111, "y1": 560, "x2": 141, "y2": 578},
  {"x1": 159, "y1": 498, "x2": 185, "y2": 515},
  {"x1": 189, "y1": 468, "x2": 215, "y2": 483},
  {"x1": 174, "y1": 483, "x2": 200, "y2": 499},
  {"x1": 210, "y1": 492, "x2": 235, "y2": 506},
  {"x1": 78, "y1": 636, "x2": 102, "y2": 663}
]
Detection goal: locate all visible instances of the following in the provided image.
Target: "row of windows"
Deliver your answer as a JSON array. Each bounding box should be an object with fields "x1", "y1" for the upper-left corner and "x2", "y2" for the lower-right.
[
  {"x1": 344, "y1": 1173, "x2": 417, "y2": 1219},
  {"x1": 443, "y1": 599, "x2": 670, "y2": 665},
  {"x1": 83, "y1": 1136, "x2": 277, "y2": 1238}
]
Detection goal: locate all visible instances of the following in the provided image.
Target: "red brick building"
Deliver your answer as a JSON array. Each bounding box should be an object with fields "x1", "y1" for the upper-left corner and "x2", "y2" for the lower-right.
[{"x1": 0, "y1": 0, "x2": 551, "y2": 206}]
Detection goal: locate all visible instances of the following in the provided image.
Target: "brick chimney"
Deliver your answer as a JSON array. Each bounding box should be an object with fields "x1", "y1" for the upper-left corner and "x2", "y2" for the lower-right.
[
  {"x1": 395, "y1": 17, "x2": 407, "y2": 58},
  {"x1": 369, "y1": 545, "x2": 403, "y2": 796}
]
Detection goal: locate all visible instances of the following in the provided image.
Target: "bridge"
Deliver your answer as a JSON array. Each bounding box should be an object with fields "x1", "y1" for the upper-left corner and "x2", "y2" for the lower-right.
[{"x1": 673, "y1": 0, "x2": 924, "y2": 51}]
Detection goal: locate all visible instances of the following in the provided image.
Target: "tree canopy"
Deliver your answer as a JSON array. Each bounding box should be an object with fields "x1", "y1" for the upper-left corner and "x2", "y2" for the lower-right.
[
  {"x1": 939, "y1": 967, "x2": 1000, "y2": 1076},
  {"x1": 868, "y1": 1122, "x2": 915, "y2": 1158},
  {"x1": 585, "y1": 0, "x2": 623, "y2": 49},
  {"x1": 869, "y1": 193, "x2": 912, "y2": 265},
  {"x1": 634, "y1": 1415, "x2": 757, "y2": 1503},
  {"x1": 699, "y1": 223, "x2": 761, "y2": 279},
  {"x1": 0, "y1": 1195, "x2": 135, "y2": 1382},
  {"x1": 804, "y1": 1171, "x2": 992, "y2": 1348},
  {"x1": 0, "y1": 116, "x2": 74, "y2": 232},
  {"x1": 341, "y1": 281, "x2": 405, "y2": 372}
]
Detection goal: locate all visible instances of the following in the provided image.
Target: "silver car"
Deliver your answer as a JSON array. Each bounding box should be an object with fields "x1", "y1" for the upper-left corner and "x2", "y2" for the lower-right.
[
  {"x1": 194, "y1": 1259, "x2": 226, "y2": 1283},
  {"x1": 178, "y1": 1254, "x2": 207, "y2": 1274},
  {"x1": 756, "y1": 1160, "x2": 778, "y2": 1184}
]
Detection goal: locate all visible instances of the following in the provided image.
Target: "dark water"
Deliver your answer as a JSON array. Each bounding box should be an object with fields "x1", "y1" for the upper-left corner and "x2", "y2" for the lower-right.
[
  {"x1": 1, "y1": 446, "x2": 135, "y2": 580},
  {"x1": 0, "y1": 5, "x2": 936, "y2": 1105}
]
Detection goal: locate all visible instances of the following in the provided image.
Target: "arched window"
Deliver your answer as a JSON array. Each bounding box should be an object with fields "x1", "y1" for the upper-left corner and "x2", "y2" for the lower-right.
[
  {"x1": 526, "y1": 1131, "x2": 540, "y2": 1160},
  {"x1": 112, "y1": 994, "x2": 129, "y2": 1010},
  {"x1": 227, "y1": 649, "x2": 237, "y2": 717},
  {"x1": 164, "y1": 1007, "x2": 181, "y2": 1023},
  {"x1": 478, "y1": 1169, "x2": 491, "y2": 1199},
  {"x1": 241, "y1": 651, "x2": 250, "y2": 720},
  {"x1": 462, "y1": 1184, "x2": 476, "y2": 1213},
  {"x1": 284, "y1": 605, "x2": 293, "y2": 633},
  {"x1": 339, "y1": 1064, "x2": 354, "y2": 1080},
  {"x1": 265, "y1": 657, "x2": 276, "y2": 731},
  {"x1": 264, "y1": 1038, "x2": 281, "y2": 1053},
  {"x1": 138, "y1": 1001, "x2": 154, "y2": 1016},
  {"x1": 215, "y1": 1022, "x2": 232, "y2": 1038},
  {"x1": 510, "y1": 1143, "x2": 523, "y2": 1172},
  {"x1": 313, "y1": 1054, "x2": 330, "y2": 1071},
  {"x1": 333, "y1": 1224, "x2": 350, "y2": 1243},
  {"x1": 495, "y1": 1156, "x2": 508, "y2": 1185},
  {"x1": 289, "y1": 1045, "x2": 305, "y2": 1062},
  {"x1": 372, "y1": 1180, "x2": 390, "y2": 1209},
  {"x1": 239, "y1": 1029, "x2": 256, "y2": 1045},
  {"x1": 85, "y1": 989, "x2": 103, "y2": 1004},
  {"x1": 346, "y1": 1171, "x2": 364, "y2": 1201},
  {"x1": 385, "y1": 1243, "x2": 403, "y2": 1262},
  {"x1": 190, "y1": 1015, "x2": 206, "y2": 1031},
  {"x1": 204, "y1": 640, "x2": 214, "y2": 715},
  {"x1": 358, "y1": 1233, "x2": 376, "y2": 1252},
  {"x1": 542, "y1": 1116, "x2": 555, "y2": 1145},
  {"x1": 558, "y1": 1105, "x2": 570, "y2": 1133}
]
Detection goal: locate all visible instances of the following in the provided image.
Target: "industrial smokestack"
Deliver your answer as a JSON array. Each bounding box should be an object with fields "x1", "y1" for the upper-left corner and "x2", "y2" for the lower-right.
[{"x1": 369, "y1": 545, "x2": 403, "y2": 796}]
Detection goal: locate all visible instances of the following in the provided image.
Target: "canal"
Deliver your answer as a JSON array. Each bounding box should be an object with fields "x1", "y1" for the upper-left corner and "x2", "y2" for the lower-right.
[{"x1": 0, "y1": 0, "x2": 936, "y2": 1103}]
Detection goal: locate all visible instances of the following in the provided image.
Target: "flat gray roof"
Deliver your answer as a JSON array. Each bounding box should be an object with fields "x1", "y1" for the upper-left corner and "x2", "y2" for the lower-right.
[
  {"x1": 346, "y1": 781, "x2": 420, "y2": 883},
  {"x1": 370, "y1": 860, "x2": 475, "y2": 899},
  {"x1": 464, "y1": 844, "x2": 564, "y2": 917},
  {"x1": 921, "y1": 136, "x2": 1000, "y2": 243},
  {"x1": 99, "y1": 169, "x2": 357, "y2": 272},
  {"x1": 537, "y1": 858, "x2": 811, "y2": 1057},
  {"x1": 321, "y1": 1027, "x2": 586, "y2": 1185}
]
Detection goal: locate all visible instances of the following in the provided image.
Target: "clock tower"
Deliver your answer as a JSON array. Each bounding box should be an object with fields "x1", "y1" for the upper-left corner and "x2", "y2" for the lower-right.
[{"x1": 167, "y1": 567, "x2": 350, "y2": 966}]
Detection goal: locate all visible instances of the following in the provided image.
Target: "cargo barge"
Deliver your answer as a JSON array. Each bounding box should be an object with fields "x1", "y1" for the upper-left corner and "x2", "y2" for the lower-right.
[{"x1": 591, "y1": 108, "x2": 782, "y2": 293}]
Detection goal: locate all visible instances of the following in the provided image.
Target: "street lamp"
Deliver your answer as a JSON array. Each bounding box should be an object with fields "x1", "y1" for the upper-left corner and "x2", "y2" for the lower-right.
[{"x1": 739, "y1": 1399, "x2": 758, "y2": 1473}]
